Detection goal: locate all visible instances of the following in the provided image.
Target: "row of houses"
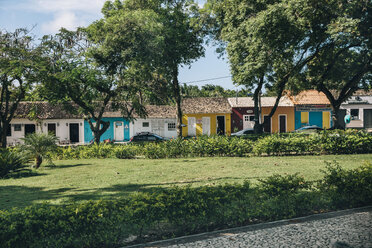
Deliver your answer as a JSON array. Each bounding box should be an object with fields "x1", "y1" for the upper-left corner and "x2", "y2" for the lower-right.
[{"x1": 5, "y1": 90, "x2": 372, "y2": 145}]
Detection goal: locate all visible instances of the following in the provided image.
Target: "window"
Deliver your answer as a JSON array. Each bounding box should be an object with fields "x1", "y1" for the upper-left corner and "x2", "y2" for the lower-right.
[
  {"x1": 14, "y1": 124, "x2": 21, "y2": 131},
  {"x1": 168, "y1": 122, "x2": 176, "y2": 131},
  {"x1": 142, "y1": 122, "x2": 149, "y2": 127},
  {"x1": 244, "y1": 115, "x2": 255, "y2": 122},
  {"x1": 6, "y1": 124, "x2": 11, "y2": 136},
  {"x1": 350, "y1": 109, "x2": 359, "y2": 120}
]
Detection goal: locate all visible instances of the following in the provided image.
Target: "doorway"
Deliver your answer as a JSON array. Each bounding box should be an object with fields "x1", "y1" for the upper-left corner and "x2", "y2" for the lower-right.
[
  {"x1": 47, "y1": 123, "x2": 56, "y2": 135},
  {"x1": 187, "y1": 117, "x2": 196, "y2": 136},
  {"x1": 216, "y1": 116, "x2": 225, "y2": 135},
  {"x1": 263, "y1": 116, "x2": 271, "y2": 133},
  {"x1": 69, "y1": 123, "x2": 80, "y2": 143},
  {"x1": 279, "y1": 115, "x2": 287, "y2": 133},
  {"x1": 243, "y1": 115, "x2": 255, "y2": 129},
  {"x1": 114, "y1": 121, "x2": 124, "y2": 141},
  {"x1": 24, "y1": 124, "x2": 36, "y2": 136}
]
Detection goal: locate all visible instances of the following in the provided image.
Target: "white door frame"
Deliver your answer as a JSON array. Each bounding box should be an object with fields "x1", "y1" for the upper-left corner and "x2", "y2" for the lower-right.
[
  {"x1": 202, "y1": 117, "x2": 210, "y2": 135},
  {"x1": 243, "y1": 114, "x2": 255, "y2": 129},
  {"x1": 188, "y1": 117, "x2": 196, "y2": 136},
  {"x1": 114, "y1": 121, "x2": 124, "y2": 141}
]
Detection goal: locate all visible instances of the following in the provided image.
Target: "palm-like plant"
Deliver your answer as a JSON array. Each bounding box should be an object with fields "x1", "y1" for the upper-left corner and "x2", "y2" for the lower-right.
[{"x1": 21, "y1": 133, "x2": 58, "y2": 169}]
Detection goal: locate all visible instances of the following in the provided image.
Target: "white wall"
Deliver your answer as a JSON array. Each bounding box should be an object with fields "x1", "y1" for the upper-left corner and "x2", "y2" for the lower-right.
[
  {"x1": 341, "y1": 104, "x2": 372, "y2": 128},
  {"x1": 6, "y1": 119, "x2": 85, "y2": 146},
  {"x1": 130, "y1": 118, "x2": 177, "y2": 139}
]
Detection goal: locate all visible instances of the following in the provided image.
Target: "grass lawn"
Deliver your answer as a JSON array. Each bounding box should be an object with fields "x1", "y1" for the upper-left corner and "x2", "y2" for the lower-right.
[{"x1": 1, "y1": 154, "x2": 371, "y2": 210}]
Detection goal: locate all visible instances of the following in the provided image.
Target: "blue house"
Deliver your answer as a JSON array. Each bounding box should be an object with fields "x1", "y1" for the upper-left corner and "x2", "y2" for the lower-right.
[
  {"x1": 290, "y1": 90, "x2": 333, "y2": 130},
  {"x1": 84, "y1": 117, "x2": 130, "y2": 143}
]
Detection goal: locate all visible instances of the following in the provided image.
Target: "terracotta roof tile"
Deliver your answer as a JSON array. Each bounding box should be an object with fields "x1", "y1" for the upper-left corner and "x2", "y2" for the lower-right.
[
  {"x1": 289, "y1": 90, "x2": 330, "y2": 105},
  {"x1": 227, "y1": 96, "x2": 293, "y2": 108},
  {"x1": 182, "y1": 97, "x2": 231, "y2": 114}
]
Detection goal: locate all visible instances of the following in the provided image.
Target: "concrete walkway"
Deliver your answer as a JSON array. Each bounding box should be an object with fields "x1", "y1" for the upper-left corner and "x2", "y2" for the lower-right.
[{"x1": 127, "y1": 207, "x2": 372, "y2": 248}]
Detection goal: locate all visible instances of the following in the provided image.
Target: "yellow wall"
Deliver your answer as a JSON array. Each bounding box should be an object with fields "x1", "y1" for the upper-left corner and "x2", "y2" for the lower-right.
[
  {"x1": 182, "y1": 113, "x2": 231, "y2": 137},
  {"x1": 261, "y1": 107, "x2": 295, "y2": 133}
]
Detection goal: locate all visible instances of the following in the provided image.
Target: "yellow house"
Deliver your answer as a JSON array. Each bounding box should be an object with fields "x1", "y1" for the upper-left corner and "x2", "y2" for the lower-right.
[{"x1": 182, "y1": 97, "x2": 232, "y2": 136}]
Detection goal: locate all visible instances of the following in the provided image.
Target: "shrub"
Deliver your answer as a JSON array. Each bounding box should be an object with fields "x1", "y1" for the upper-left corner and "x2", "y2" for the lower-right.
[
  {"x1": 0, "y1": 150, "x2": 26, "y2": 178},
  {"x1": 114, "y1": 145, "x2": 137, "y2": 159},
  {"x1": 20, "y1": 133, "x2": 58, "y2": 169},
  {"x1": 319, "y1": 161, "x2": 372, "y2": 208}
]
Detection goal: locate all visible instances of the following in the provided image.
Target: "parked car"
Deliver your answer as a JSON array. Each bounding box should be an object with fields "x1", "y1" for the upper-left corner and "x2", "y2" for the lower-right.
[
  {"x1": 128, "y1": 132, "x2": 166, "y2": 143},
  {"x1": 231, "y1": 128, "x2": 255, "y2": 137},
  {"x1": 293, "y1": 125, "x2": 323, "y2": 133}
]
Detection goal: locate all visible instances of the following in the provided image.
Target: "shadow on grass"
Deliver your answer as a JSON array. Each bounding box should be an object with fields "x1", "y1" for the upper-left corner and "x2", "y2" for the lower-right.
[
  {"x1": 46, "y1": 163, "x2": 90, "y2": 169},
  {"x1": 3, "y1": 169, "x2": 46, "y2": 179},
  {"x1": 0, "y1": 176, "x2": 262, "y2": 210},
  {"x1": 0, "y1": 185, "x2": 74, "y2": 211}
]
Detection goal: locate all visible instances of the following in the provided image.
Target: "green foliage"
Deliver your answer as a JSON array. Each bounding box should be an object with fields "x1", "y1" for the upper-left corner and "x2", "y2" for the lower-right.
[
  {"x1": 1, "y1": 163, "x2": 370, "y2": 247},
  {"x1": 0, "y1": 150, "x2": 26, "y2": 178},
  {"x1": 20, "y1": 133, "x2": 58, "y2": 168},
  {"x1": 50, "y1": 130, "x2": 372, "y2": 160},
  {"x1": 259, "y1": 173, "x2": 312, "y2": 197},
  {"x1": 319, "y1": 161, "x2": 372, "y2": 208},
  {"x1": 114, "y1": 145, "x2": 138, "y2": 159}
]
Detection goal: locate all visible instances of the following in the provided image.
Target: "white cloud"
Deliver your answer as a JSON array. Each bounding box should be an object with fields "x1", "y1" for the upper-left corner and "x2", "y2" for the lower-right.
[{"x1": 41, "y1": 11, "x2": 84, "y2": 33}]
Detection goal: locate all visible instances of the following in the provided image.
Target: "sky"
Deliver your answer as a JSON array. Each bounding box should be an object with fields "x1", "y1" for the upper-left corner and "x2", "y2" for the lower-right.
[{"x1": 0, "y1": 0, "x2": 239, "y2": 90}]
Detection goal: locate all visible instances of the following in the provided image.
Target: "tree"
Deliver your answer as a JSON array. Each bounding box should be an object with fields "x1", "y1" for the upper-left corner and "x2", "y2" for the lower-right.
[
  {"x1": 41, "y1": 22, "x2": 162, "y2": 143},
  {"x1": 180, "y1": 83, "x2": 251, "y2": 98},
  {"x1": 92, "y1": 0, "x2": 205, "y2": 137},
  {"x1": 0, "y1": 29, "x2": 42, "y2": 147},
  {"x1": 206, "y1": 0, "x2": 371, "y2": 130},
  {"x1": 20, "y1": 133, "x2": 58, "y2": 169}
]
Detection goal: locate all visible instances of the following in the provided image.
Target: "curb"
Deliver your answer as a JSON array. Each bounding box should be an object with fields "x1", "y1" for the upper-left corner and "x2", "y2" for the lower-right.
[{"x1": 124, "y1": 205, "x2": 372, "y2": 248}]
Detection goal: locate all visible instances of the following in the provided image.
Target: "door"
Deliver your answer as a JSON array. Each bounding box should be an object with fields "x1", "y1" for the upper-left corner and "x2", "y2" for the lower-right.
[
  {"x1": 364, "y1": 109, "x2": 372, "y2": 128},
  {"x1": 114, "y1": 121, "x2": 124, "y2": 141},
  {"x1": 202, "y1": 117, "x2": 210, "y2": 135},
  {"x1": 337, "y1": 109, "x2": 346, "y2": 129},
  {"x1": 217, "y1": 116, "x2": 225, "y2": 135},
  {"x1": 279, "y1": 115, "x2": 286, "y2": 133},
  {"x1": 69, "y1": 123, "x2": 80, "y2": 143},
  {"x1": 243, "y1": 115, "x2": 255, "y2": 129},
  {"x1": 24, "y1": 124, "x2": 36, "y2": 136},
  {"x1": 188, "y1": 117, "x2": 196, "y2": 136},
  {"x1": 322, "y1": 111, "x2": 331, "y2": 129},
  {"x1": 263, "y1": 116, "x2": 271, "y2": 133},
  {"x1": 47, "y1": 123, "x2": 56, "y2": 135}
]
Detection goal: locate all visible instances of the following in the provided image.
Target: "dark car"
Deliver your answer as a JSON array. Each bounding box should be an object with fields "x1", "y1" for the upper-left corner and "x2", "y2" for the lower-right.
[
  {"x1": 129, "y1": 132, "x2": 166, "y2": 143},
  {"x1": 231, "y1": 128, "x2": 255, "y2": 137},
  {"x1": 293, "y1": 125, "x2": 323, "y2": 133}
]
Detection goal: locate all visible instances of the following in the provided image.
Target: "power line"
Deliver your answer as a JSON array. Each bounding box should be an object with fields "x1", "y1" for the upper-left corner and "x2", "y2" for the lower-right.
[{"x1": 181, "y1": 75, "x2": 231, "y2": 84}]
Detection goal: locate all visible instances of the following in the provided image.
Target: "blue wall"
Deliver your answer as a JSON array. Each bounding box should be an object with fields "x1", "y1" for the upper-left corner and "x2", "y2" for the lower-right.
[
  {"x1": 295, "y1": 111, "x2": 333, "y2": 130},
  {"x1": 84, "y1": 117, "x2": 130, "y2": 143}
]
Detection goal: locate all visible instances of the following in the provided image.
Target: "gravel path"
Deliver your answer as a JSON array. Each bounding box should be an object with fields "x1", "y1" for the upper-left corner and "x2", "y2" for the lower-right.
[{"x1": 135, "y1": 208, "x2": 372, "y2": 248}]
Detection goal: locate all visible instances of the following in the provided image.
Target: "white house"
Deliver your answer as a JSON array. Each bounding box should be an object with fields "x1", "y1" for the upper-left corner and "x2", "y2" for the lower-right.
[
  {"x1": 340, "y1": 95, "x2": 372, "y2": 132},
  {"x1": 130, "y1": 105, "x2": 177, "y2": 139},
  {"x1": 6, "y1": 102, "x2": 85, "y2": 145}
]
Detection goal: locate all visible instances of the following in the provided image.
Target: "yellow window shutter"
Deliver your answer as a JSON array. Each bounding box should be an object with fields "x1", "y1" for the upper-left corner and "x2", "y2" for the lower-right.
[{"x1": 301, "y1": 112, "x2": 309, "y2": 124}]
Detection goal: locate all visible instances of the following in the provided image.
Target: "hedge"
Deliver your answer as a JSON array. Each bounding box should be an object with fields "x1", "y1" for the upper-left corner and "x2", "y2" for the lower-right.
[
  {"x1": 45, "y1": 130, "x2": 372, "y2": 160},
  {"x1": 1, "y1": 162, "x2": 371, "y2": 248}
]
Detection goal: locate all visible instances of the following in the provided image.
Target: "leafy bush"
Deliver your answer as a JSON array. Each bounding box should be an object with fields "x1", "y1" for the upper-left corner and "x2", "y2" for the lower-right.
[
  {"x1": 0, "y1": 150, "x2": 26, "y2": 178},
  {"x1": 319, "y1": 161, "x2": 372, "y2": 208},
  {"x1": 114, "y1": 145, "x2": 138, "y2": 159},
  {"x1": 0, "y1": 163, "x2": 371, "y2": 247}
]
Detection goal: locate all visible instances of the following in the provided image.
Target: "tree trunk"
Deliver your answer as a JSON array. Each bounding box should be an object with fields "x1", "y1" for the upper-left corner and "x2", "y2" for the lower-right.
[
  {"x1": 253, "y1": 80, "x2": 264, "y2": 134},
  {"x1": 172, "y1": 67, "x2": 183, "y2": 138},
  {"x1": 35, "y1": 155, "x2": 42, "y2": 169},
  {"x1": 330, "y1": 104, "x2": 343, "y2": 130},
  {"x1": 88, "y1": 119, "x2": 110, "y2": 144},
  {"x1": 0, "y1": 120, "x2": 8, "y2": 148}
]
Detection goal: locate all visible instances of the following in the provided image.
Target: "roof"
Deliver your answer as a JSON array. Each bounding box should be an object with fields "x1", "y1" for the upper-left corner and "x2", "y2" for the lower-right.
[
  {"x1": 289, "y1": 90, "x2": 330, "y2": 105},
  {"x1": 227, "y1": 96, "x2": 293, "y2": 108},
  {"x1": 343, "y1": 95, "x2": 372, "y2": 105},
  {"x1": 13, "y1": 102, "x2": 81, "y2": 119},
  {"x1": 12, "y1": 102, "x2": 177, "y2": 120},
  {"x1": 182, "y1": 97, "x2": 231, "y2": 114}
]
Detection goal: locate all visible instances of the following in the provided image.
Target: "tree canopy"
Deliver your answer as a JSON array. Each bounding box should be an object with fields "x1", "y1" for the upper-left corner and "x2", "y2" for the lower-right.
[{"x1": 205, "y1": 0, "x2": 371, "y2": 129}]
